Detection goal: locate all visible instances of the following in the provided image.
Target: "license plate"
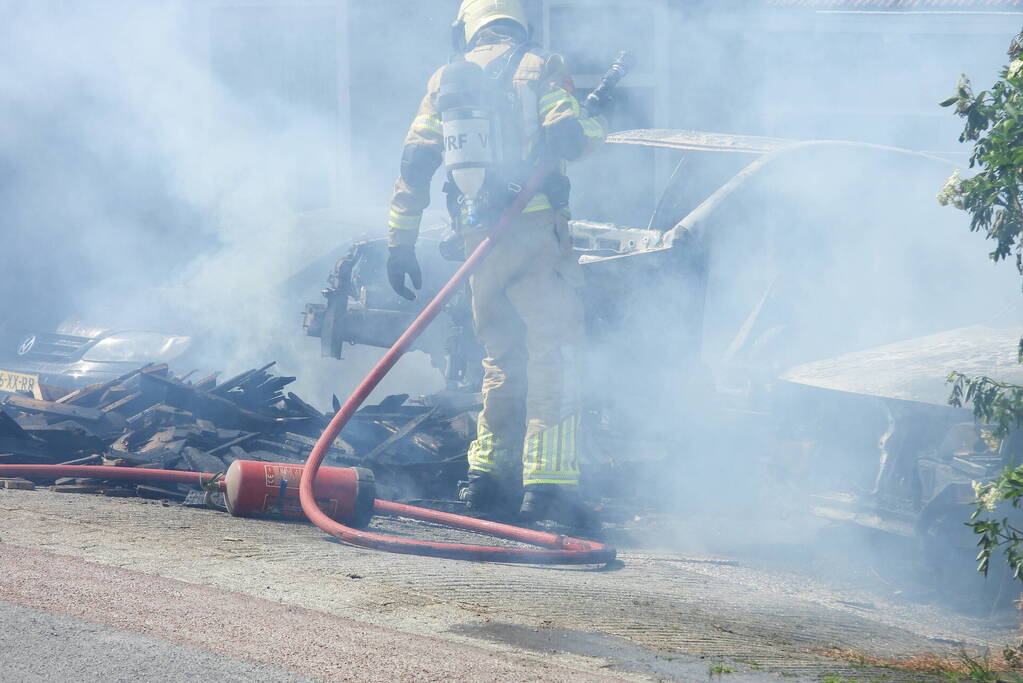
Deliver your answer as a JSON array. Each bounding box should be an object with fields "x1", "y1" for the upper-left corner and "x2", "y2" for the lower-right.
[{"x1": 0, "y1": 369, "x2": 43, "y2": 399}]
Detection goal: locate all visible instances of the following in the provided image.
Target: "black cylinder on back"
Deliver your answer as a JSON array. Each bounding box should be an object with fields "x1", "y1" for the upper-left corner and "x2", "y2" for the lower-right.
[{"x1": 437, "y1": 60, "x2": 486, "y2": 112}]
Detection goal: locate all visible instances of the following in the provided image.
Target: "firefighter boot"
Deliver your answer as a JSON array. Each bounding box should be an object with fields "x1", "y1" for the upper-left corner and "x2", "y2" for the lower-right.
[
  {"x1": 458, "y1": 470, "x2": 494, "y2": 510},
  {"x1": 458, "y1": 471, "x2": 521, "y2": 518},
  {"x1": 519, "y1": 484, "x2": 598, "y2": 529}
]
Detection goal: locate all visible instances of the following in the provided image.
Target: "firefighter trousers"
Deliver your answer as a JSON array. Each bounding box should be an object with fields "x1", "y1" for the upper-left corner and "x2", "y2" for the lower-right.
[{"x1": 464, "y1": 209, "x2": 585, "y2": 489}]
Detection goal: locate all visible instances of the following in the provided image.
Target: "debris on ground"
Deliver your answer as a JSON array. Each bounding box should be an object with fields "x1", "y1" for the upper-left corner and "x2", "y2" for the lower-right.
[{"x1": 0, "y1": 363, "x2": 475, "y2": 502}]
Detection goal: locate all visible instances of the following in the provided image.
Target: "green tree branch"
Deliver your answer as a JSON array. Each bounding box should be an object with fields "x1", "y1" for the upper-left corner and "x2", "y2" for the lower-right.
[{"x1": 941, "y1": 28, "x2": 1023, "y2": 581}]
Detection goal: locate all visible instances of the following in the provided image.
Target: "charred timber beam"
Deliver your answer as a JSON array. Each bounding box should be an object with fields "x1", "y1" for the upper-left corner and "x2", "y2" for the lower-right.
[{"x1": 2, "y1": 394, "x2": 105, "y2": 422}]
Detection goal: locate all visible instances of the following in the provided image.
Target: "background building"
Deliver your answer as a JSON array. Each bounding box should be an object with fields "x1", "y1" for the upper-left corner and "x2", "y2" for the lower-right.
[
  {"x1": 1, "y1": 0, "x2": 1019, "y2": 370},
  {"x1": 188, "y1": 0, "x2": 1020, "y2": 220}
]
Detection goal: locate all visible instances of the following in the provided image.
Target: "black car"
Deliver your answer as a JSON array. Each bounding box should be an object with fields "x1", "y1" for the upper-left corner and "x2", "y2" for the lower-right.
[{"x1": 0, "y1": 322, "x2": 194, "y2": 394}]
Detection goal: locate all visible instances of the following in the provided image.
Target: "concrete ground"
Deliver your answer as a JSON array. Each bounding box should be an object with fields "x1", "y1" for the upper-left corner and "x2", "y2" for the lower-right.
[{"x1": 0, "y1": 487, "x2": 1016, "y2": 682}]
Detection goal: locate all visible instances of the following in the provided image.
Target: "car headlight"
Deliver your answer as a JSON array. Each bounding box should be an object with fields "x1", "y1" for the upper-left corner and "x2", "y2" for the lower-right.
[{"x1": 82, "y1": 332, "x2": 192, "y2": 363}]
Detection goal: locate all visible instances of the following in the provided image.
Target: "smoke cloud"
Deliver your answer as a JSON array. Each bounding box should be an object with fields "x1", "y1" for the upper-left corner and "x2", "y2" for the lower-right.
[
  {"x1": 0, "y1": 0, "x2": 442, "y2": 400},
  {"x1": 1, "y1": 0, "x2": 1021, "y2": 609}
]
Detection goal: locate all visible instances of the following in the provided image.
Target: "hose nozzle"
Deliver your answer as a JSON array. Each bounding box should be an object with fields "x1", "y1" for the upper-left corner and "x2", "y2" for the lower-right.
[{"x1": 585, "y1": 50, "x2": 635, "y2": 116}]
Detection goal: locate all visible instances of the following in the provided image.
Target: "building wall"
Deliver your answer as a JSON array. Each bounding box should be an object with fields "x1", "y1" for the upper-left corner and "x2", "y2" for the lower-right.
[
  {"x1": 544, "y1": 1, "x2": 1019, "y2": 224},
  {"x1": 190, "y1": 1, "x2": 1020, "y2": 221},
  {"x1": 674, "y1": 3, "x2": 1018, "y2": 146}
]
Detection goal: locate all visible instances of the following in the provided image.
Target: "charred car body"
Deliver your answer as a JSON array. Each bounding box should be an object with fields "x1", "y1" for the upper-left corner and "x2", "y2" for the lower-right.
[{"x1": 304, "y1": 128, "x2": 1022, "y2": 572}]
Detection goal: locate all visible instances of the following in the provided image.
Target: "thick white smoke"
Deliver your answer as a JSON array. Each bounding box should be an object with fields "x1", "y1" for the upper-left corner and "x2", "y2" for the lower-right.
[
  {"x1": 1, "y1": 2, "x2": 1021, "y2": 602},
  {"x1": 0, "y1": 0, "x2": 445, "y2": 401}
]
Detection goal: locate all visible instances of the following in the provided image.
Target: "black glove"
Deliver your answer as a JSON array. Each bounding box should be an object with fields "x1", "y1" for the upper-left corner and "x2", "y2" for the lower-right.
[
  {"x1": 387, "y1": 245, "x2": 422, "y2": 301},
  {"x1": 584, "y1": 91, "x2": 616, "y2": 119}
]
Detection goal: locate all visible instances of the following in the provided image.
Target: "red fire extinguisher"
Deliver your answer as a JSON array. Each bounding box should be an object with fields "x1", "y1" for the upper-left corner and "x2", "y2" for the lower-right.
[{"x1": 222, "y1": 460, "x2": 375, "y2": 528}]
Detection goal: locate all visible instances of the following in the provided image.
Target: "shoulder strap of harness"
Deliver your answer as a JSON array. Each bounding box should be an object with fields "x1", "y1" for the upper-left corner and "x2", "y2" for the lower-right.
[{"x1": 485, "y1": 41, "x2": 538, "y2": 88}]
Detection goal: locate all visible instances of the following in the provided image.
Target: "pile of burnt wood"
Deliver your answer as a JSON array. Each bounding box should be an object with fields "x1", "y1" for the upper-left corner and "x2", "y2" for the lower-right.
[{"x1": 0, "y1": 363, "x2": 473, "y2": 502}]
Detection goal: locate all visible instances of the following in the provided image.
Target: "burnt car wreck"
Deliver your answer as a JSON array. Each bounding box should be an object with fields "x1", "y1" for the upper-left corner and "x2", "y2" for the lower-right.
[{"x1": 303, "y1": 129, "x2": 1023, "y2": 570}]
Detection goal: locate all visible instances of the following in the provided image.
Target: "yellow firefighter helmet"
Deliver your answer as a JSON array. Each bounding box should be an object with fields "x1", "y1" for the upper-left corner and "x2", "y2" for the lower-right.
[{"x1": 456, "y1": 0, "x2": 528, "y2": 47}]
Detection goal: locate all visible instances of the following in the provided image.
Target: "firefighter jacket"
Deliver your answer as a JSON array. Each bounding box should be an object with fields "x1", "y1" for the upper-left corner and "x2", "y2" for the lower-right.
[{"x1": 387, "y1": 30, "x2": 607, "y2": 247}]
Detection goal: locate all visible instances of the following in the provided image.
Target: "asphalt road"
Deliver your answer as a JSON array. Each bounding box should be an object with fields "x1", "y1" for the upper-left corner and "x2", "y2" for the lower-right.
[
  {"x1": 0, "y1": 601, "x2": 312, "y2": 683},
  {"x1": 0, "y1": 488, "x2": 1015, "y2": 681},
  {"x1": 0, "y1": 545, "x2": 604, "y2": 681}
]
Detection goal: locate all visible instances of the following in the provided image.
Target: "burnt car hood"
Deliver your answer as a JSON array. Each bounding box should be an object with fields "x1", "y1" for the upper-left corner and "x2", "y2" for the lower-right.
[{"x1": 779, "y1": 325, "x2": 1023, "y2": 406}]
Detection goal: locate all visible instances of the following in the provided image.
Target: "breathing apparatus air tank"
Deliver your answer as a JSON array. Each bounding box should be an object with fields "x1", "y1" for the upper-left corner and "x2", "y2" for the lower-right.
[{"x1": 437, "y1": 60, "x2": 495, "y2": 227}]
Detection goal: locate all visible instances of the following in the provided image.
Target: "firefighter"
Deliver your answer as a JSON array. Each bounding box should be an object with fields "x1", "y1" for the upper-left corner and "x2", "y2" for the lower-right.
[{"x1": 385, "y1": 0, "x2": 607, "y2": 524}]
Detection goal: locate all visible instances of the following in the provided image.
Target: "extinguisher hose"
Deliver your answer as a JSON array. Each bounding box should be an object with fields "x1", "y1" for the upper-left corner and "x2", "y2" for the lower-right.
[
  {"x1": 0, "y1": 464, "x2": 218, "y2": 487},
  {"x1": 299, "y1": 161, "x2": 616, "y2": 565}
]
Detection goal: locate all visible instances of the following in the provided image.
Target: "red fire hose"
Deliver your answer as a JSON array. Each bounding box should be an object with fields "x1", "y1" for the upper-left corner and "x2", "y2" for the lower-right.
[
  {"x1": 0, "y1": 163, "x2": 615, "y2": 565},
  {"x1": 298, "y1": 161, "x2": 615, "y2": 564}
]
